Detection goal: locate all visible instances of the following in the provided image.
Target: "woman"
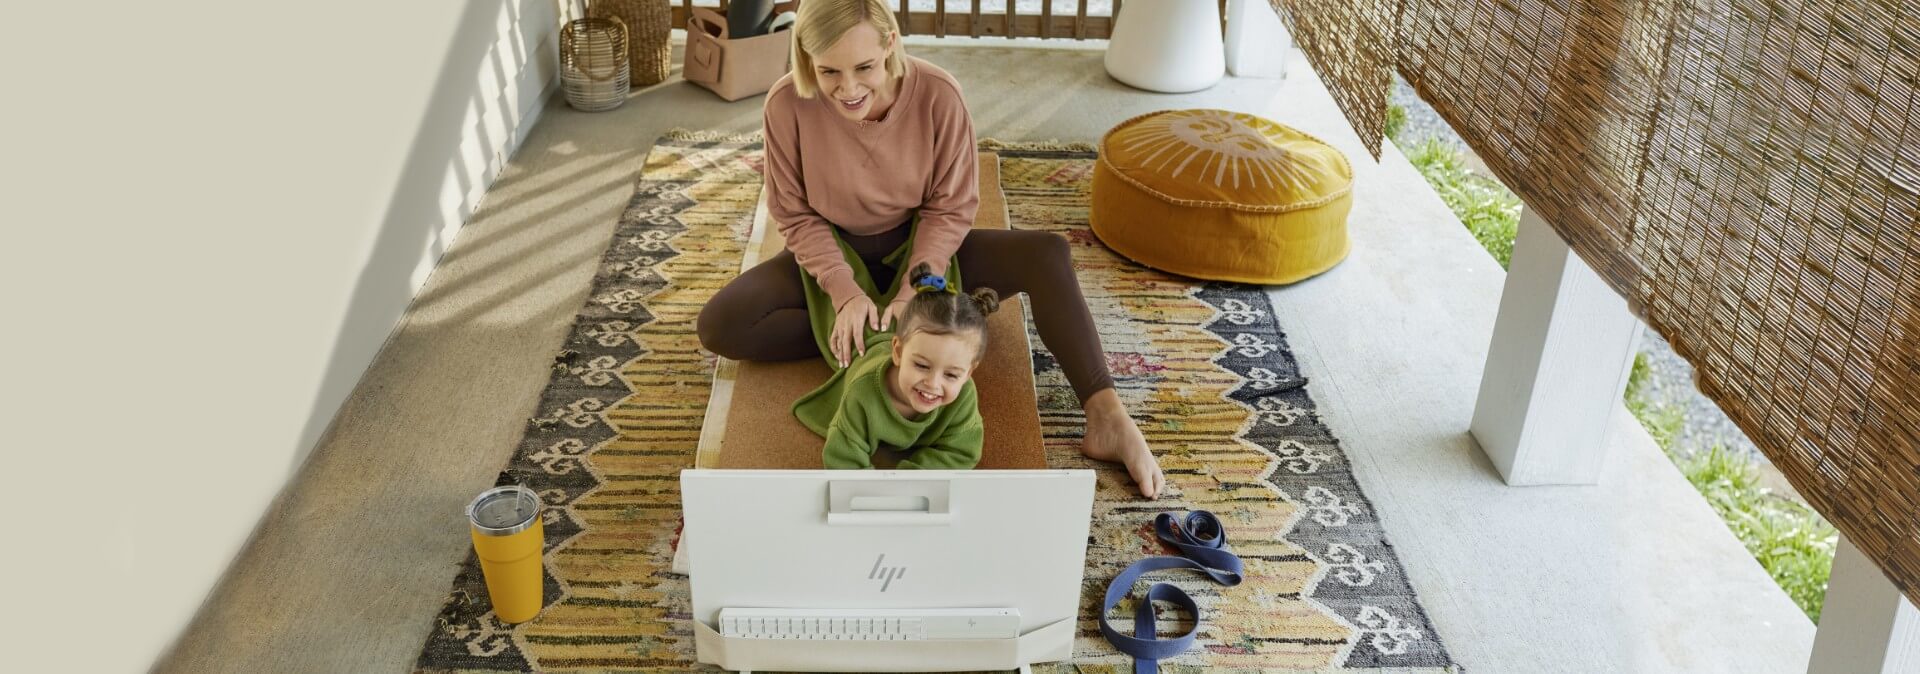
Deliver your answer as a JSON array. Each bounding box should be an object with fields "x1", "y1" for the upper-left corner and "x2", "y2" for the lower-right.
[{"x1": 695, "y1": 0, "x2": 1164, "y2": 499}]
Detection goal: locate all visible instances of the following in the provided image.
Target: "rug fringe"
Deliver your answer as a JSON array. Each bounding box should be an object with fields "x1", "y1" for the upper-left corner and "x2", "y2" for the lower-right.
[
  {"x1": 660, "y1": 128, "x2": 763, "y2": 144},
  {"x1": 979, "y1": 138, "x2": 1100, "y2": 153}
]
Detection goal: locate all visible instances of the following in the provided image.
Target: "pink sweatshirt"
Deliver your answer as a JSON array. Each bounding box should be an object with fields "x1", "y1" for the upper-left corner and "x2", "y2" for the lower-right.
[{"x1": 761, "y1": 55, "x2": 980, "y2": 310}]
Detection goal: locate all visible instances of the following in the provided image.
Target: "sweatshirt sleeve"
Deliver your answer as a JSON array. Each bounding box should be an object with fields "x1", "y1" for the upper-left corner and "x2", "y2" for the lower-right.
[
  {"x1": 891, "y1": 81, "x2": 980, "y2": 305},
  {"x1": 763, "y1": 92, "x2": 866, "y2": 310},
  {"x1": 821, "y1": 397, "x2": 877, "y2": 469}
]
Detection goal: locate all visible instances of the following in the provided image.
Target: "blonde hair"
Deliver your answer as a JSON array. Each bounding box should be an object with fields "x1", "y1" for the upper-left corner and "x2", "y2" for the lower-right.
[{"x1": 789, "y1": 0, "x2": 908, "y2": 99}]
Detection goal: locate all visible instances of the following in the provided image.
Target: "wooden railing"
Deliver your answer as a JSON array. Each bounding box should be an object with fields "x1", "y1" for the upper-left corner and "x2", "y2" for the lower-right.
[{"x1": 668, "y1": 0, "x2": 1231, "y2": 41}]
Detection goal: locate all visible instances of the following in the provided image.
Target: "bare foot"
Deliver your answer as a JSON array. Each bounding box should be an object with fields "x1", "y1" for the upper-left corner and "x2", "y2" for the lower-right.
[{"x1": 1081, "y1": 388, "x2": 1165, "y2": 499}]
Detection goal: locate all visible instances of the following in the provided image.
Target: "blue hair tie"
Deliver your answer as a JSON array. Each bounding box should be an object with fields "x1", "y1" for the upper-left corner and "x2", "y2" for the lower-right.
[{"x1": 911, "y1": 273, "x2": 954, "y2": 295}]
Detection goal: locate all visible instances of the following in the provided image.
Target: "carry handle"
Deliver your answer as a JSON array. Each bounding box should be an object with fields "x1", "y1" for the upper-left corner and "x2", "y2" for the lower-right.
[
  {"x1": 850, "y1": 495, "x2": 931, "y2": 511},
  {"x1": 688, "y1": 6, "x2": 728, "y2": 39},
  {"x1": 584, "y1": 15, "x2": 628, "y2": 82},
  {"x1": 827, "y1": 479, "x2": 952, "y2": 526},
  {"x1": 684, "y1": 7, "x2": 727, "y2": 84},
  {"x1": 565, "y1": 0, "x2": 629, "y2": 83}
]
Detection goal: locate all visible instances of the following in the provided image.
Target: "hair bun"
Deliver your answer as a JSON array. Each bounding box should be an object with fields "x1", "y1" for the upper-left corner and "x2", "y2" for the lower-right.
[
  {"x1": 908, "y1": 261, "x2": 957, "y2": 295},
  {"x1": 969, "y1": 288, "x2": 1001, "y2": 315}
]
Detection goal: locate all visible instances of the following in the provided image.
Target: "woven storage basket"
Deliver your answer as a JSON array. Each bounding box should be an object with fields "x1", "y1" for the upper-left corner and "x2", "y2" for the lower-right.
[
  {"x1": 590, "y1": 0, "x2": 672, "y2": 87},
  {"x1": 561, "y1": 16, "x2": 630, "y2": 112}
]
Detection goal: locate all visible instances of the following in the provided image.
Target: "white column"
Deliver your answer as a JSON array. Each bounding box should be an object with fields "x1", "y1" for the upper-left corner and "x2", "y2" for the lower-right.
[
  {"x1": 1468, "y1": 207, "x2": 1642, "y2": 485},
  {"x1": 1808, "y1": 536, "x2": 1920, "y2": 673},
  {"x1": 1224, "y1": 0, "x2": 1289, "y2": 79}
]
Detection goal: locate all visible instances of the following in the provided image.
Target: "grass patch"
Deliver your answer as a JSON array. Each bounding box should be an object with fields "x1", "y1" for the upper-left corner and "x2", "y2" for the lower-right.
[
  {"x1": 1403, "y1": 138, "x2": 1521, "y2": 268},
  {"x1": 1385, "y1": 103, "x2": 1408, "y2": 141},
  {"x1": 1625, "y1": 353, "x2": 1684, "y2": 451},
  {"x1": 1624, "y1": 353, "x2": 1836, "y2": 622},
  {"x1": 1676, "y1": 446, "x2": 1837, "y2": 621}
]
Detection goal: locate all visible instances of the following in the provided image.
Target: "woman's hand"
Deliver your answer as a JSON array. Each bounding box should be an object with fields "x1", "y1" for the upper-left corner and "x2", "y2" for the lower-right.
[
  {"x1": 831, "y1": 295, "x2": 881, "y2": 367},
  {"x1": 879, "y1": 298, "x2": 910, "y2": 332}
]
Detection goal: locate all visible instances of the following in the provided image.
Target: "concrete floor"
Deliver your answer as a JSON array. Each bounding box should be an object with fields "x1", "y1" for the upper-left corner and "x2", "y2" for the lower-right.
[{"x1": 156, "y1": 40, "x2": 1815, "y2": 673}]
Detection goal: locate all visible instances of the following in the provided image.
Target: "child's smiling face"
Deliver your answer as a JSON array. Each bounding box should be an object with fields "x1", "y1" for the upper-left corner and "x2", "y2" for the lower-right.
[{"x1": 889, "y1": 329, "x2": 982, "y2": 416}]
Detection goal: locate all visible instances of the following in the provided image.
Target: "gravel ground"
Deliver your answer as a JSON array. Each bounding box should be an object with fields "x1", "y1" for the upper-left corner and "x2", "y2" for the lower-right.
[
  {"x1": 1387, "y1": 79, "x2": 1797, "y2": 495},
  {"x1": 1389, "y1": 80, "x2": 1465, "y2": 152},
  {"x1": 1633, "y1": 330, "x2": 1765, "y2": 459}
]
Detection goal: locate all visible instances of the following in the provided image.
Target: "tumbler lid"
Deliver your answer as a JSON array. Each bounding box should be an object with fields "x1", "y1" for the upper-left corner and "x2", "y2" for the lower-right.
[{"x1": 468, "y1": 485, "x2": 540, "y2": 536}]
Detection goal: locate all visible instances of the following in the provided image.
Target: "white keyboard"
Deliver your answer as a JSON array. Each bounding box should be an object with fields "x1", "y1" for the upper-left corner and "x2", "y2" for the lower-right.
[{"x1": 717, "y1": 607, "x2": 1021, "y2": 641}]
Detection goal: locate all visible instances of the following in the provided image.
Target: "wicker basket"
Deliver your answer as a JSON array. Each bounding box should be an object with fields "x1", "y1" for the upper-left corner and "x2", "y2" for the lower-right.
[
  {"x1": 590, "y1": 0, "x2": 672, "y2": 87},
  {"x1": 560, "y1": 16, "x2": 630, "y2": 112}
]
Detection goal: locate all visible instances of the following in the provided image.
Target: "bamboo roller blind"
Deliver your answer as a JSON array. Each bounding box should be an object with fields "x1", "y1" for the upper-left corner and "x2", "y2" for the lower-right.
[{"x1": 1276, "y1": 0, "x2": 1920, "y2": 605}]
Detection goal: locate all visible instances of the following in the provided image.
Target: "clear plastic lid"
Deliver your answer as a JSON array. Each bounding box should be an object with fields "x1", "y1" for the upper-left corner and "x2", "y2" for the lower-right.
[{"x1": 467, "y1": 485, "x2": 540, "y2": 536}]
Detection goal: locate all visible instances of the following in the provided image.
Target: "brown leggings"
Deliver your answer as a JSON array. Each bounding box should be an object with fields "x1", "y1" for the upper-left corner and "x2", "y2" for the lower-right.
[{"x1": 697, "y1": 222, "x2": 1115, "y2": 403}]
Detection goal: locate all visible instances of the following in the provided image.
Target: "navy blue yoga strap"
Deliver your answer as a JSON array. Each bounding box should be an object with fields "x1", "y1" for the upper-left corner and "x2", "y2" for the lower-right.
[{"x1": 1099, "y1": 511, "x2": 1245, "y2": 673}]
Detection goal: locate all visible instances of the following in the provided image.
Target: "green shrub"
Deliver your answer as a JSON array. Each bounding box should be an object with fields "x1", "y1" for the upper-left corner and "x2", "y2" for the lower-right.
[
  {"x1": 1676, "y1": 445, "x2": 1837, "y2": 622},
  {"x1": 1405, "y1": 138, "x2": 1521, "y2": 268},
  {"x1": 1385, "y1": 104, "x2": 1408, "y2": 141},
  {"x1": 1626, "y1": 397, "x2": 1684, "y2": 454},
  {"x1": 1624, "y1": 352, "x2": 1835, "y2": 622},
  {"x1": 1627, "y1": 351, "x2": 1653, "y2": 397}
]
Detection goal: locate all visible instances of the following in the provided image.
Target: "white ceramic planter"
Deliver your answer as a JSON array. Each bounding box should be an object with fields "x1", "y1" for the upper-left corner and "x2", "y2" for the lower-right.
[{"x1": 1104, "y1": 0, "x2": 1226, "y2": 93}]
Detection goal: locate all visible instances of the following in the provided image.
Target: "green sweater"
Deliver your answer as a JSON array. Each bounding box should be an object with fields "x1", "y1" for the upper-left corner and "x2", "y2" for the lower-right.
[
  {"x1": 792, "y1": 333, "x2": 984, "y2": 469},
  {"x1": 789, "y1": 219, "x2": 982, "y2": 469}
]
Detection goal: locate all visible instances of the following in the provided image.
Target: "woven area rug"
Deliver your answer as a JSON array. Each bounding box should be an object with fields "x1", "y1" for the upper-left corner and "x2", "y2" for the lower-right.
[{"x1": 413, "y1": 132, "x2": 1456, "y2": 672}]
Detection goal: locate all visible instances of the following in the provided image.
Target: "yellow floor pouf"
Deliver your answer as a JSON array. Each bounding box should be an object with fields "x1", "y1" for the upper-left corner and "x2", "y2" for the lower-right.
[{"x1": 1091, "y1": 109, "x2": 1353, "y2": 284}]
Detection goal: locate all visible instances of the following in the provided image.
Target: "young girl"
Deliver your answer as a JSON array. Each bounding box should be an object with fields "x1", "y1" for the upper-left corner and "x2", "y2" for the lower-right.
[{"x1": 793, "y1": 262, "x2": 1000, "y2": 469}]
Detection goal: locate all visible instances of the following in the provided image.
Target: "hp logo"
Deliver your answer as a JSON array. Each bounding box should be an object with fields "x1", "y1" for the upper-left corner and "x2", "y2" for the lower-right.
[{"x1": 868, "y1": 554, "x2": 906, "y2": 592}]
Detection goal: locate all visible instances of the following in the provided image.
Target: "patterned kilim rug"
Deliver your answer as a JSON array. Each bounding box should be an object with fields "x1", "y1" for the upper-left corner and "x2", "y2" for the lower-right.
[{"x1": 414, "y1": 132, "x2": 1457, "y2": 672}]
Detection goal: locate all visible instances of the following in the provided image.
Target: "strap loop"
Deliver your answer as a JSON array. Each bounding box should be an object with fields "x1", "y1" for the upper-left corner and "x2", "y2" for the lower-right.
[{"x1": 1099, "y1": 511, "x2": 1244, "y2": 673}]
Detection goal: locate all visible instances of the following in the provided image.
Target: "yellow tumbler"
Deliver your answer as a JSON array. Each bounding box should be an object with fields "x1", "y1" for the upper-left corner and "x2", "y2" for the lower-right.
[{"x1": 467, "y1": 485, "x2": 546, "y2": 623}]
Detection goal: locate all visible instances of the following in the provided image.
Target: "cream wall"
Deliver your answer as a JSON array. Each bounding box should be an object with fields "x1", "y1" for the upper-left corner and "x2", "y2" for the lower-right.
[{"x1": 5, "y1": 1, "x2": 563, "y2": 670}]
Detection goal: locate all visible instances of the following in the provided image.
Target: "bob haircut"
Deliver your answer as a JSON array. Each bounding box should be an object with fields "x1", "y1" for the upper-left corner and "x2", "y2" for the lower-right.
[{"x1": 789, "y1": 0, "x2": 908, "y2": 99}]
